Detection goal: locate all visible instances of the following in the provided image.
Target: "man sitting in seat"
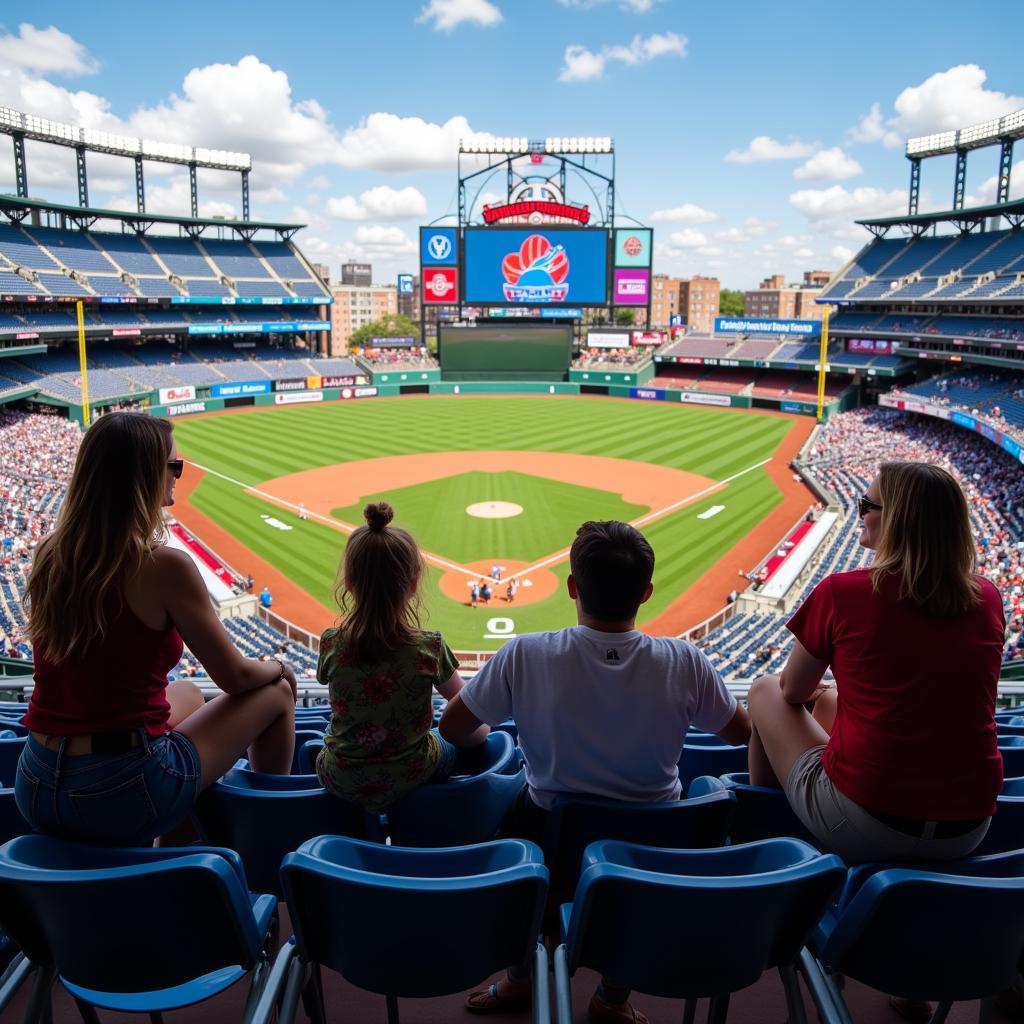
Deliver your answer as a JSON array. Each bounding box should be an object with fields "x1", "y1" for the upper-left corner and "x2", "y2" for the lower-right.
[{"x1": 441, "y1": 520, "x2": 750, "y2": 1024}]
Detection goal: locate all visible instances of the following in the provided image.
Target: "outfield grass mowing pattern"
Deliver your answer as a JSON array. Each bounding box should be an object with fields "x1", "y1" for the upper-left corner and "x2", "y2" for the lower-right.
[{"x1": 174, "y1": 398, "x2": 792, "y2": 649}]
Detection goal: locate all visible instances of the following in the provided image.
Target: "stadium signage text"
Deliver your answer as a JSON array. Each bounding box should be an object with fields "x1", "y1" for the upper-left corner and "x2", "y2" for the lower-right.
[
  {"x1": 274, "y1": 390, "x2": 324, "y2": 405},
  {"x1": 482, "y1": 200, "x2": 590, "y2": 225},
  {"x1": 274, "y1": 378, "x2": 309, "y2": 392},
  {"x1": 714, "y1": 317, "x2": 820, "y2": 336},
  {"x1": 370, "y1": 336, "x2": 416, "y2": 348},
  {"x1": 111, "y1": 328, "x2": 142, "y2": 337},
  {"x1": 613, "y1": 269, "x2": 650, "y2": 306},
  {"x1": 159, "y1": 386, "x2": 196, "y2": 404},
  {"x1": 166, "y1": 400, "x2": 207, "y2": 416},
  {"x1": 14, "y1": 332, "x2": 39, "y2": 340},
  {"x1": 320, "y1": 375, "x2": 369, "y2": 388},
  {"x1": 630, "y1": 388, "x2": 666, "y2": 401},
  {"x1": 679, "y1": 392, "x2": 731, "y2": 407},
  {"x1": 587, "y1": 331, "x2": 631, "y2": 349},
  {"x1": 338, "y1": 386, "x2": 379, "y2": 400},
  {"x1": 211, "y1": 381, "x2": 270, "y2": 398}
]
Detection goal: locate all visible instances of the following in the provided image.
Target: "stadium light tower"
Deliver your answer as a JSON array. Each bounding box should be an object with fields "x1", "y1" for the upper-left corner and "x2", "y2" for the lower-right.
[{"x1": 0, "y1": 107, "x2": 253, "y2": 218}]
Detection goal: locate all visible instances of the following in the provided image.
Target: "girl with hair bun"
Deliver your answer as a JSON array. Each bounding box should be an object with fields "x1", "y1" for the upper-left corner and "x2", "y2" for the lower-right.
[{"x1": 316, "y1": 501, "x2": 486, "y2": 812}]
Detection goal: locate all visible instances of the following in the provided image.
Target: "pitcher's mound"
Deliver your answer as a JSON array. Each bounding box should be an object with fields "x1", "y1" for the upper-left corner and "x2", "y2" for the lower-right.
[{"x1": 466, "y1": 501, "x2": 523, "y2": 519}]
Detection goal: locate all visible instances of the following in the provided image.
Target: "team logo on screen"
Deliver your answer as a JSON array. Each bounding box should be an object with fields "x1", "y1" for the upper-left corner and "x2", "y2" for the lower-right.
[
  {"x1": 623, "y1": 235, "x2": 644, "y2": 257},
  {"x1": 427, "y1": 234, "x2": 453, "y2": 261},
  {"x1": 501, "y1": 234, "x2": 569, "y2": 302}
]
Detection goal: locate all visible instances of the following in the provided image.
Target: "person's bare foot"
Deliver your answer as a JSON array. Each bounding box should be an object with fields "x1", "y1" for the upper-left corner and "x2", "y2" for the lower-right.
[
  {"x1": 465, "y1": 974, "x2": 532, "y2": 1014},
  {"x1": 587, "y1": 993, "x2": 650, "y2": 1024}
]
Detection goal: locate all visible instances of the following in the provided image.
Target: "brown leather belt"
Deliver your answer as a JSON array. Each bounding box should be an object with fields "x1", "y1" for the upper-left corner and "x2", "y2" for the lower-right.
[{"x1": 31, "y1": 730, "x2": 147, "y2": 755}]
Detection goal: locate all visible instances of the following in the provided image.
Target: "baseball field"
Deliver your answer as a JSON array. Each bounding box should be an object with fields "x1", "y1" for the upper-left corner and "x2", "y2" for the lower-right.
[{"x1": 169, "y1": 396, "x2": 815, "y2": 650}]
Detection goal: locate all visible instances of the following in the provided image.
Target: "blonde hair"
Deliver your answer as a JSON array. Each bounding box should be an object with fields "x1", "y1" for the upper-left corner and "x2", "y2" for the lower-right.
[
  {"x1": 26, "y1": 412, "x2": 173, "y2": 662},
  {"x1": 334, "y1": 502, "x2": 425, "y2": 662},
  {"x1": 870, "y1": 460, "x2": 981, "y2": 618}
]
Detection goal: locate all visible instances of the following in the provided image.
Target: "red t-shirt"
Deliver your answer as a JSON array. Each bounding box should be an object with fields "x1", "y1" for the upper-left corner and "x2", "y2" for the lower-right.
[
  {"x1": 25, "y1": 599, "x2": 183, "y2": 738},
  {"x1": 787, "y1": 569, "x2": 1004, "y2": 820}
]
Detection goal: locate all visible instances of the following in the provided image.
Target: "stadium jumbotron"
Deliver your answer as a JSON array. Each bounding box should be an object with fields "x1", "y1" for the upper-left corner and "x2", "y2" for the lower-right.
[{"x1": 2, "y1": 24, "x2": 1024, "y2": 1019}]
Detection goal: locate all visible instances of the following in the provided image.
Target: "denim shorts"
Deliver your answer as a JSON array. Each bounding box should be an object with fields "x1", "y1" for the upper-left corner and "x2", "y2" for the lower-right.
[
  {"x1": 15, "y1": 731, "x2": 201, "y2": 846},
  {"x1": 428, "y1": 728, "x2": 460, "y2": 783}
]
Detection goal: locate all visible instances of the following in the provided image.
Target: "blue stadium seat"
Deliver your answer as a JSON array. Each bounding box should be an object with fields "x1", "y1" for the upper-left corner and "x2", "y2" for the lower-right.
[
  {"x1": 677, "y1": 741, "x2": 749, "y2": 792},
  {"x1": 0, "y1": 738, "x2": 26, "y2": 788},
  {"x1": 273, "y1": 836, "x2": 549, "y2": 1024},
  {"x1": 716, "y1": 772, "x2": 818, "y2": 845},
  {"x1": 0, "y1": 834, "x2": 280, "y2": 1022},
  {"x1": 386, "y1": 731, "x2": 523, "y2": 847},
  {"x1": 805, "y1": 850, "x2": 1024, "y2": 1022},
  {"x1": 195, "y1": 766, "x2": 371, "y2": 897},
  {"x1": 553, "y1": 838, "x2": 844, "y2": 1024}
]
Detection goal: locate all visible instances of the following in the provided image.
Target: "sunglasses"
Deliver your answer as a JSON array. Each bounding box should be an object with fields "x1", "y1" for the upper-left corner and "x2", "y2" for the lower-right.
[
  {"x1": 167, "y1": 459, "x2": 184, "y2": 480},
  {"x1": 858, "y1": 494, "x2": 882, "y2": 518}
]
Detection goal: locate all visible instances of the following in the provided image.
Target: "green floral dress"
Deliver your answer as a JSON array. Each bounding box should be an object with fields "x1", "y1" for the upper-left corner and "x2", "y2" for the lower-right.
[{"x1": 315, "y1": 627, "x2": 459, "y2": 813}]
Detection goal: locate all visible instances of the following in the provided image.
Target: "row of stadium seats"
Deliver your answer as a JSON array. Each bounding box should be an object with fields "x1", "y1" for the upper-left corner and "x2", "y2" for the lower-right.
[
  {"x1": 0, "y1": 224, "x2": 329, "y2": 301},
  {"x1": 822, "y1": 229, "x2": 1024, "y2": 302},
  {"x1": 659, "y1": 334, "x2": 906, "y2": 369}
]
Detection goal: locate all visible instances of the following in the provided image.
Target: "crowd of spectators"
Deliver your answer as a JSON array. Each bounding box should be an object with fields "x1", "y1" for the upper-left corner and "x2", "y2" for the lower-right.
[
  {"x1": 572, "y1": 347, "x2": 650, "y2": 370},
  {"x1": 354, "y1": 346, "x2": 438, "y2": 370}
]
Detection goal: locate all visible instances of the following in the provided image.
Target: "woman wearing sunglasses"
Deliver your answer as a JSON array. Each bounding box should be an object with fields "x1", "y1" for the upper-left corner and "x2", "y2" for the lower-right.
[
  {"x1": 16, "y1": 412, "x2": 296, "y2": 845},
  {"x1": 747, "y1": 461, "x2": 1004, "y2": 867}
]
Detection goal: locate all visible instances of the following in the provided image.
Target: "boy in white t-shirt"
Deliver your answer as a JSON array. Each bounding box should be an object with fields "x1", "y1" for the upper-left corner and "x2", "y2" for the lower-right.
[{"x1": 441, "y1": 520, "x2": 749, "y2": 1024}]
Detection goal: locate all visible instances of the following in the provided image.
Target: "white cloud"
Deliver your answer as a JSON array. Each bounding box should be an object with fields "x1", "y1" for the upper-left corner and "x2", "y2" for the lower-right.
[
  {"x1": 0, "y1": 23, "x2": 98, "y2": 75},
  {"x1": 647, "y1": 202, "x2": 718, "y2": 224},
  {"x1": 725, "y1": 136, "x2": 816, "y2": 163},
  {"x1": 559, "y1": 31, "x2": 686, "y2": 82},
  {"x1": 335, "y1": 113, "x2": 490, "y2": 172},
  {"x1": 667, "y1": 228, "x2": 707, "y2": 248},
  {"x1": 789, "y1": 185, "x2": 906, "y2": 223},
  {"x1": 353, "y1": 225, "x2": 417, "y2": 255},
  {"x1": 793, "y1": 147, "x2": 863, "y2": 181},
  {"x1": 850, "y1": 66, "x2": 1024, "y2": 150},
  {"x1": 831, "y1": 245, "x2": 854, "y2": 264},
  {"x1": 417, "y1": 0, "x2": 503, "y2": 30},
  {"x1": 793, "y1": 247, "x2": 815, "y2": 260},
  {"x1": 327, "y1": 186, "x2": 428, "y2": 221},
  {"x1": 741, "y1": 216, "x2": 776, "y2": 235},
  {"x1": 108, "y1": 177, "x2": 236, "y2": 219}
]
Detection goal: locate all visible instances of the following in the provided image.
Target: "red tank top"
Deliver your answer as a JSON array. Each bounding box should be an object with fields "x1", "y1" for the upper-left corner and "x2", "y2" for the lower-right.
[{"x1": 25, "y1": 598, "x2": 184, "y2": 738}]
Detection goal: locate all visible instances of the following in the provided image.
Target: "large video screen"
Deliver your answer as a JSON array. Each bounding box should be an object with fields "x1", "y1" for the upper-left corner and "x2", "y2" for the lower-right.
[
  {"x1": 464, "y1": 228, "x2": 609, "y2": 306},
  {"x1": 439, "y1": 325, "x2": 571, "y2": 372}
]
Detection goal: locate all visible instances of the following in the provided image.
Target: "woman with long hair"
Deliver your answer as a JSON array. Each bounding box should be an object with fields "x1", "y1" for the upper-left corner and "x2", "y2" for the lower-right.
[
  {"x1": 747, "y1": 460, "x2": 1004, "y2": 867},
  {"x1": 316, "y1": 501, "x2": 486, "y2": 814},
  {"x1": 16, "y1": 412, "x2": 296, "y2": 846}
]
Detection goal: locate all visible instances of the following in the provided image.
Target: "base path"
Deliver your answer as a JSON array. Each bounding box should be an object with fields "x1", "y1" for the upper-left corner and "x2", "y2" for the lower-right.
[
  {"x1": 438, "y1": 560, "x2": 560, "y2": 609},
  {"x1": 173, "y1": 465, "x2": 335, "y2": 635}
]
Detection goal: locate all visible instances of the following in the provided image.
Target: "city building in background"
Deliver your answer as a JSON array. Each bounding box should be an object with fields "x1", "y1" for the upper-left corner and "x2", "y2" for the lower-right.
[
  {"x1": 397, "y1": 273, "x2": 419, "y2": 320},
  {"x1": 744, "y1": 272, "x2": 828, "y2": 321},
  {"x1": 650, "y1": 274, "x2": 682, "y2": 327},
  {"x1": 340, "y1": 263, "x2": 372, "y2": 287},
  {"x1": 679, "y1": 276, "x2": 720, "y2": 333},
  {"x1": 330, "y1": 269, "x2": 398, "y2": 353},
  {"x1": 312, "y1": 263, "x2": 330, "y2": 285}
]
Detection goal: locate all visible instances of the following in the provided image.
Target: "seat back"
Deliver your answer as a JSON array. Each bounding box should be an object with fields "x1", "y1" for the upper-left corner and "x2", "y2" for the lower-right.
[
  {"x1": 292, "y1": 729, "x2": 325, "y2": 775},
  {"x1": 0, "y1": 788, "x2": 29, "y2": 844},
  {"x1": 196, "y1": 768, "x2": 370, "y2": 896},
  {"x1": 972, "y1": 794, "x2": 1024, "y2": 855},
  {"x1": 281, "y1": 836, "x2": 548, "y2": 998},
  {"x1": 387, "y1": 732, "x2": 522, "y2": 847},
  {"x1": 1000, "y1": 742, "x2": 1024, "y2": 777},
  {"x1": 720, "y1": 772, "x2": 817, "y2": 845},
  {"x1": 543, "y1": 790, "x2": 735, "y2": 898},
  {"x1": 567, "y1": 839, "x2": 845, "y2": 998},
  {"x1": 0, "y1": 835, "x2": 262, "y2": 992},
  {"x1": 677, "y1": 743, "x2": 748, "y2": 791},
  {"x1": 0, "y1": 737, "x2": 26, "y2": 787},
  {"x1": 821, "y1": 867, "x2": 1024, "y2": 1001}
]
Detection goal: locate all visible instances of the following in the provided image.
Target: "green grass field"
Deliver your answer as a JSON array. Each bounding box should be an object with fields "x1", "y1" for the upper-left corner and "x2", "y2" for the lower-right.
[{"x1": 172, "y1": 397, "x2": 794, "y2": 649}]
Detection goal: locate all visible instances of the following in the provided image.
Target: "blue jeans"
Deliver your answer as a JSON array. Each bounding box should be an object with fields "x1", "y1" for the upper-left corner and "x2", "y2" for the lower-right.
[
  {"x1": 15, "y1": 731, "x2": 201, "y2": 846},
  {"x1": 428, "y1": 729, "x2": 460, "y2": 783}
]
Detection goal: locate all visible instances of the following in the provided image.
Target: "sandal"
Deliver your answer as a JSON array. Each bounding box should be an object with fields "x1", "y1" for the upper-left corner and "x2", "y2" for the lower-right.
[
  {"x1": 889, "y1": 996, "x2": 933, "y2": 1023},
  {"x1": 588, "y1": 993, "x2": 650, "y2": 1024},
  {"x1": 465, "y1": 977, "x2": 532, "y2": 1014}
]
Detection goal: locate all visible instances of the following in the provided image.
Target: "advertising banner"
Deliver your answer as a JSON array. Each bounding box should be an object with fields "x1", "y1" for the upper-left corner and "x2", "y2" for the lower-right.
[
  {"x1": 112, "y1": 328, "x2": 142, "y2": 337},
  {"x1": 781, "y1": 401, "x2": 806, "y2": 414},
  {"x1": 542, "y1": 307, "x2": 582, "y2": 318},
  {"x1": 951, "y1": 411, "x2": 977, "y2": 431},
  {"x1": 629, "y1": 387, "x2": 666, "y2": 401},
  {"x1": 423, "y1": 267, "x2": 459, "y2": 304},
  {"x1": 188, "y1": 324, "x2": 222, "y2": 335},
  {"x1": 421, "y1": 228, "x2": 457, "y2": 265},
  {"x1": 398, "y1": 273, "x2": 414, "y2": 294},
  {"x1": 848, "y1": 338, "x2": 894, "y2": 354},
  {"x1": 714, "y1": 317, "x2": 820, "y2": 336},
  {"x1": 1003, "y1": 435, "x2": 1022, "y2": 459},
  {"x1": 679, "y1": 391, "x2": 731, "y2": 407},
  {"x1": 320, "y1": 374, "x2": 359, "y2": 388},
  {"x1": 614, "y1": 228, "x2": 653, "y2": 267},
  {"x1": 14, "y1": 331, "x2": 39, "y2": 340},
  {"x1": 370, "y1": 336, "x2": 416, "y2": 348},
  {"x1": 586, "y1": 331, "x2": 631, "y2": 349},
  {"x1": 613, "y1": 269, "x2": 650, "y2": 306},
  {"x1": 338, "y1": 386, "x2": 379, "y2": 400},
  {"x1": 211, "y1": 381, "x2": 270, "y2": 398},
  {"x1": 166, "y1": 400, "x2": 207, "y2": 416},
  {"x1": 464, "y1": 228, "x2": 608, "y2": 305},
  {"x1": 632, "y1": 330, "x2": 664, "y2": 346},
  {"x1": 274, "y1": 378, "x2": 309, "y2": 392},
  {"x1": 274, "y1": 390, "x2": 324, "y2": 405},
  {"x1": 158, "y1": 385, "x2": 196, "y2": 405}
]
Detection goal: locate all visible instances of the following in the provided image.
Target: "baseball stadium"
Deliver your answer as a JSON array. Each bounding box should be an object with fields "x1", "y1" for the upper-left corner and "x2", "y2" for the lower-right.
[{"x1": 2, "y1": 48, "x2": 1024, "y2": 1024}]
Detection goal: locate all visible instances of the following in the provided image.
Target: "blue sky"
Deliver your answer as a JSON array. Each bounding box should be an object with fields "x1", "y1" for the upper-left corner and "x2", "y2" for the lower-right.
[{"x1": 0, "y1": 1, "x2": 1019, "y2": 288}]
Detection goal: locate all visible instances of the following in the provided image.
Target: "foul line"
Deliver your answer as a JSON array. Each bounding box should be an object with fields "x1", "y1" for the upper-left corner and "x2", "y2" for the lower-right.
[{"x1": 184, "y1": 454, "x2": 772, "y2": 584}]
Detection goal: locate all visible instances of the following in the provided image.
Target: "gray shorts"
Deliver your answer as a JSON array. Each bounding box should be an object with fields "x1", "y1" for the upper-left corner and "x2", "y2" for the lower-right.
[{"x1": 785, "y1": 746, "x2": 990, "y2": 865}]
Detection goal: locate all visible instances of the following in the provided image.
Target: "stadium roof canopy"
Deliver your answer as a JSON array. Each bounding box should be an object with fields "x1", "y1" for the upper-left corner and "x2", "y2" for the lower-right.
[
  {"x1": 0, "y1": 194, "x2": 306, "y2": 240},
  {"x1": 857, "y1": 198, "x2": 1024, "y2": 236}
]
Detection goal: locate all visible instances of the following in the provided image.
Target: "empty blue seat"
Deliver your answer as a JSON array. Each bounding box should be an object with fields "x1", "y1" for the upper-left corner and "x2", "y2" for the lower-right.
[
  {"x1": 541, "y1": 788, "x2": 735, "y2": 902},
  {"x1": 297, "y1": 736, "x2": 323, "y2": 775},
  {"x1": 677, "y1": 743, "x2": 749, "y2": 792},
  {"x1": 292, "y1": 728, "x2": 324, "y2": 775},
  {"x1": 273, "y1": 836, "x2": 549, "y2": 1024},
  {"x1": 387, "y1": 731, "x2": 523, "y2": 847},
  {"x1": 717, "y1": 772, "x2": 818, "y2": 845},
  {"x1": 0, "y1": 834, "x2": 280, "y2": 1022},
  {"x1": 805, "y1": 849, "x2": 1024, "y2": 1022},
  {"x1": 196, "y1": 767, "x2": 371, "y2": 897},
  {"x1": 554, "y1": 838, "x2": 844, "y2": 1024}
]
